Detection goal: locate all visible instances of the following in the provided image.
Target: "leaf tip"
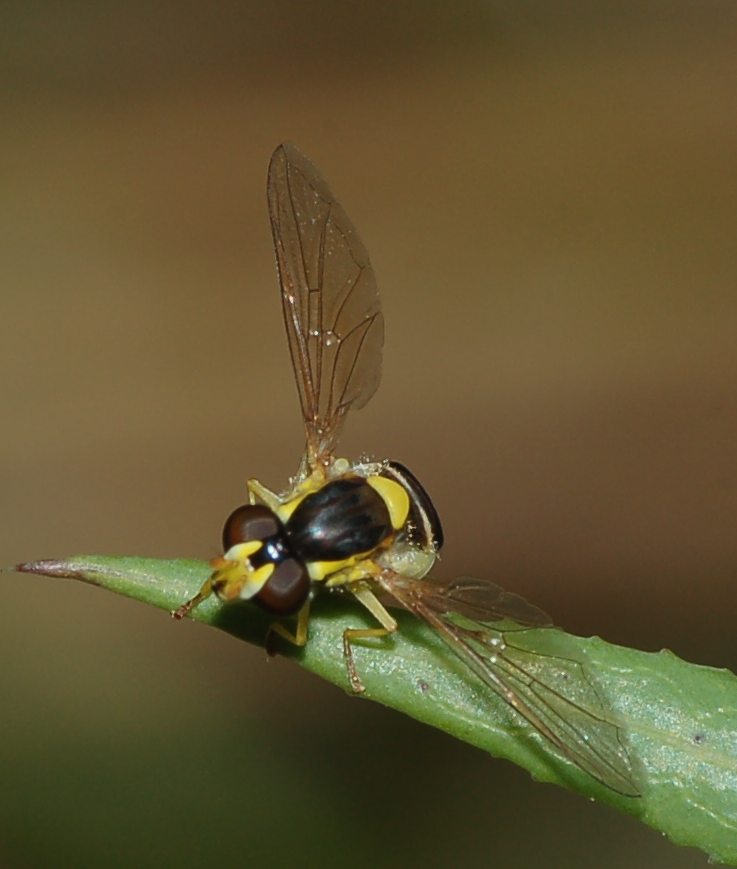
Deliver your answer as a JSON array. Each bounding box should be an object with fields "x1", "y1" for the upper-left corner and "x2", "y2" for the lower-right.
[{"x1": 12, "y1": 559, "x2": 86, "y2": 580}]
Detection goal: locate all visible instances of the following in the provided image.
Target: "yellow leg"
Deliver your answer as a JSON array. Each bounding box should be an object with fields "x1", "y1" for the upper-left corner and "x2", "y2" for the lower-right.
[
  {"x1": 247, "y1": 478, "x2": 281, "y2": 511},
  {"x1": 265, "y1": 600, "x2": 311, "y2": 656},
  {"x1": 171, "y1": 555, "x2": 242, "y2": 619},
  {"x1": 171, "y1": 576, "x2": 214, "y2": 620},
  {"x1": 343, "y1": 586, "x2": 398, "y2": 694}
]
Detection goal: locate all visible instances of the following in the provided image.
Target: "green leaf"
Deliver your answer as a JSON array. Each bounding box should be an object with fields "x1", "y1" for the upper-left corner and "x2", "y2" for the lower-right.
[{"x1": 13, "y1": 554, "x2": 737, "y2": 865}]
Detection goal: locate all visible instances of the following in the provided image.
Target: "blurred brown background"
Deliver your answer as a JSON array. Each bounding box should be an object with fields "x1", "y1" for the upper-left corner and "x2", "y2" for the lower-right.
[{"x1": 2, "y1": 3, "x2": 736, "y2": 866}]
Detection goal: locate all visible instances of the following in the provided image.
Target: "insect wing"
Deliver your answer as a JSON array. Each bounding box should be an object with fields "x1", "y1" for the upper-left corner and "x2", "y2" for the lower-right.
[
  {"x1": 380, "y1": 574, "x2": 639, "y2": 796},
  {"x1": 267, "y1": 144, "x2": 384, "y2": 468},
  {"x1": 428, "y1": 576, "x2": 553, "y2": 627}
]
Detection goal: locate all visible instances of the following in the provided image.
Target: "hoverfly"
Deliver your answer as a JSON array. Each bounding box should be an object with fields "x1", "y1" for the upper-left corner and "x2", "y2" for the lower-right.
[{"x1": 173, "y1": 143, "x2": 638, "y2": 797}]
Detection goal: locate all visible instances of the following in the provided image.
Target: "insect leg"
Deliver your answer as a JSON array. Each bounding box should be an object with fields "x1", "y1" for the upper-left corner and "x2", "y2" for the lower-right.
[
  {"x1": 266, "y1": 599, "x2": 311, "y2": 651},
  {"x1": 246, "y1": 478, "x2": 281, "y2": 510},
  {"x1": 343, "y1": 585, "x2": 398, "y2": 694},
  {"x1": 171, "y1": 575, "x2": 214, "y2": 620}
]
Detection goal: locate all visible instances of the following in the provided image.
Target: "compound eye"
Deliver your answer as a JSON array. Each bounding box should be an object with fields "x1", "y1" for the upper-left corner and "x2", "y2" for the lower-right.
[
  {"x1": 222, "y1": 504, "x2": 282, "y2": 551},
  {"x1": 254, "y1": 557, "x2": 311, "y2": 615}
]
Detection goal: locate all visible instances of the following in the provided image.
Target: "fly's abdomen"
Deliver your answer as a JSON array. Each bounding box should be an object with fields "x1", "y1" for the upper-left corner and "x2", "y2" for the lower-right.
[
  {"x1": 382, "y1": 461, "x2": 443, "y2": 552},
  {"x1": 286, "y1": 478, "x2": 393, "y2": 561}
]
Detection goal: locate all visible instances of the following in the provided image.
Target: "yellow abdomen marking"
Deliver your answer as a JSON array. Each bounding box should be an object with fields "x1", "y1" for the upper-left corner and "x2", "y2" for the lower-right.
[{"x1": 367, "y1": 475, "x2": 410, "y2": 530}]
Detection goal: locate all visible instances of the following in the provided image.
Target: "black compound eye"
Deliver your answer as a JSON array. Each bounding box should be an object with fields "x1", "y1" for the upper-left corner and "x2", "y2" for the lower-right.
[
  {"x1": 222, "y1": 504, "x2": 282, "y2": 551},
  {"x1": 254, "y1": 557, "x2": 311, "y2": 615}
]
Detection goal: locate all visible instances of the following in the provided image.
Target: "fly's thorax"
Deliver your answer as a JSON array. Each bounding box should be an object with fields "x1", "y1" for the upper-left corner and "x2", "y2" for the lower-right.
[
  {"x1": 280, "y1": 459, "x2": 441, "y2": 585},
  {"x1": 284, "y1": 476, "x2": 405, "y2": 563}
]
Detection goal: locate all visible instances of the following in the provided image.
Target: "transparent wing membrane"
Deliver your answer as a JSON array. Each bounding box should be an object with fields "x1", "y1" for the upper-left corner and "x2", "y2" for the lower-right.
[
  {"x1": 260, "y1": 145, "x2": 637, "y2": 796},
  {"x1": 380, "y1": 574, "x2": 639, "y2": 796},
  {"x1": 267, "y1": 144, "x2": 384, "y2": 468},
  {"x1": 428, "y1": 576, "x2": 553, "y2": 628}
]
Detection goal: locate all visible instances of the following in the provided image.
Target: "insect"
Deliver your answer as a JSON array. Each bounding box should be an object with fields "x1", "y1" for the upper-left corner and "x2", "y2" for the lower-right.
[{"x1": 173, "y1": 143, "x2": 638, "y2": 797}]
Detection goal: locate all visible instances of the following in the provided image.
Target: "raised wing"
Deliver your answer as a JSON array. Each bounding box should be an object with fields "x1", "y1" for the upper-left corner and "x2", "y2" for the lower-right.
[
  {"x1": 267, "y1": 144, "x2": 384, "y2": 469},
  {"x1": 379, "y1": 573, "x2": 639, "y2": 796}
]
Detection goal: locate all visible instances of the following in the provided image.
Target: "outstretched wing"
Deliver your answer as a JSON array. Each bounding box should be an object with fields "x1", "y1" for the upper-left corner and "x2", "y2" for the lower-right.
[
  {"x1": 379, "y1": 573, "x2": 639, "y2": 796},
  {"x1": 267, "y1": 144, "x2": 384, "y2": 469}
]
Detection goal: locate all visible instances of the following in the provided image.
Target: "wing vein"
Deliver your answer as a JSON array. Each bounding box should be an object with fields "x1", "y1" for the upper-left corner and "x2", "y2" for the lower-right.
[{"x1": 267, "y1": 143, "x2": 383, "y2": 468}]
